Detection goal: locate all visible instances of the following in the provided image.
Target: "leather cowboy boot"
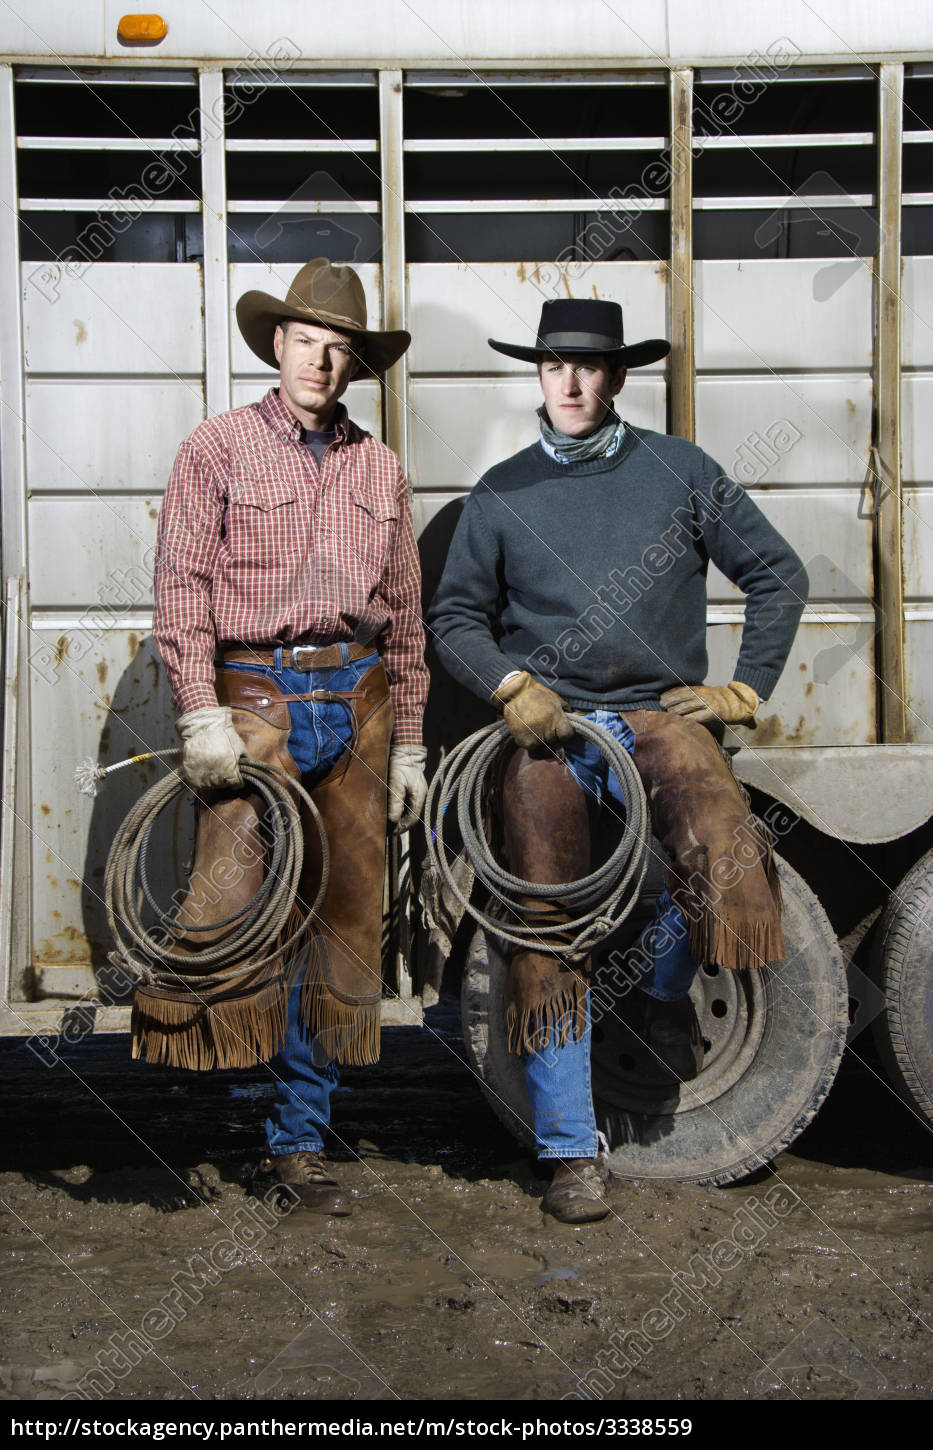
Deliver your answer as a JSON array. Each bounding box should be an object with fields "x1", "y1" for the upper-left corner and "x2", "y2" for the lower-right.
[
  {"x1": 257, "y1": 1151, "x2": 351, "y2": 1215},
  {"x1": 542, "y1": 1156, "x2": 610, "y2": 1223}
]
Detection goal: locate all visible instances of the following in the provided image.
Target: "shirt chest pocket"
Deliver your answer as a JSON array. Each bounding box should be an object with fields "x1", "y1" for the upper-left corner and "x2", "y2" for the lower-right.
[
  {"x1": 225, "y1": 479, "x2": 299, "y2": 565},
  {"x1": 348, "y1": 482, "x2": 399, "y2": 582}
]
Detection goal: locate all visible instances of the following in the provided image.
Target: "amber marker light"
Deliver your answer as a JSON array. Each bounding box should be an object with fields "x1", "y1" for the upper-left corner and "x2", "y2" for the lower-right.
[{"x1": 117, "y1": 14, "x2": 168, "y2": 44}]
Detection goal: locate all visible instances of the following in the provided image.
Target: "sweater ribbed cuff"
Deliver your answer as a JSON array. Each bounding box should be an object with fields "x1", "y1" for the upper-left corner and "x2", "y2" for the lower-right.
[{"x1": 732, "y1": 664, "x2": 779, "y2": 703}]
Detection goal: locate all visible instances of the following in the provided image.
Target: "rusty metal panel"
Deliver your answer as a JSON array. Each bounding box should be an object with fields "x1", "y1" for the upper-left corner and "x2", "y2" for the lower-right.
[
  {"x1": 27, "y1": 626, "x2": 179, "y2": 972},
  {"x1": 902, "y1": 374, "x2": 933, "y2": 485},
  {"x1": 408, "y1": 261, "x2": 667, "y2": 376},
  {"x1": 695, "y1": 260, "x2": 873, "y2": 370},
  {"x1": 230, "y1": 378, "x2": 382, "y2": 438},
  {"x1": 902, "y1": 257, "x2": 933, "y2": 367},
  {"x1": 904, "y1": 489, "x2": 933, "y2": 601},
  {"x1": 732, "y1": 744, "x2": 933, "y2": 843},
  {"x1": 229, "y1": 263, "x2": 382, "y2": 376},
  {"x1": 409, "y1": 376, "x2": 667, "y2": 494},
  {"x1": 28, "y1": 497, "x2": 160, "y2": 607},
  {"x1": 706, "y1": 489, "x2": 873, "y2": 604},
  {"x1": 706, "y1": 613, "x2": 877, "y2": 746},
  {"x1": 23, "y1": 262, "x2": 203, "y2": 375},
  {"x1": 25, "y1": 380, "x2": 204, "y2": 493},
  {"x1": 905, "y1": 617, "x2": 933, "y2": 744},
  {"x1": 695, "y1": 376, "x2": 872, "y2": 484}
]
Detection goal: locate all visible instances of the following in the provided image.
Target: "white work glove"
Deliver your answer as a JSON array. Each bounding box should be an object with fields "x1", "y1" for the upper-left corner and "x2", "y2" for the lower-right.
[
  {"x1": 177, "y1": 705, "x2": 246, "y2": 789},
  {"x1": 660, "y1": 681, "x2": 760, "y2": 727},
  {"x1": 386, "y1": 744, "x2": 428, "y2": 834}
]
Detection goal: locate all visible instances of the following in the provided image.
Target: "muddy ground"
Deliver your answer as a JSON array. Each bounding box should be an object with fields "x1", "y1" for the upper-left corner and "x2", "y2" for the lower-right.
[{"x1": 0, "y1": 997, "x2": 931, "y2": 1404}]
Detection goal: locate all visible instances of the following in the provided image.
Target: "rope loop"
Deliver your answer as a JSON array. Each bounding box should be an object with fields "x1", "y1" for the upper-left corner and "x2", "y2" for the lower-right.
[
  {"x1": 104, "y1": 761, "x2": 328, "y2": 994},
  {"x1": 424, "y1": 718, "x2": 650, "y2": 955}
]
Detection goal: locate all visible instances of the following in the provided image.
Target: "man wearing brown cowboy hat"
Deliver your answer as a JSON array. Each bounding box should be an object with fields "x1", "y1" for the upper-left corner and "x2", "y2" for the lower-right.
[
  {"x1": 430, "y1": 297, "x2": 807, "y2": 1222},
  {"x1": 151, "y1": 259, "x2": 429, "y2": 1213}
]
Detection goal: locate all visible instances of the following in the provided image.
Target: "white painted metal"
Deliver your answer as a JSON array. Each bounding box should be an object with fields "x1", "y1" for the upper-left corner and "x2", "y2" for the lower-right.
[
  {"x1": 27, "y1": 626, "x2": 179, "y2": 981},
  {"x1": 902, "y1": 375, "x2": 933, "y2": 485},
  {"x1": 902, "y1": 258, "x2": 933, "y2": 367},
  {"x1": 695, "y1": 260, "x2": 873, "y2": 370},
  {"x1": 408, "y1": 261, "x2": 668, "y2": 376},
  {"x1": 1, "y1": 2, "x2": 932, "y2": 65},
  {"x1": 29, "y1": 498, "x2": 161, "y2": 607},
  {"x1": 904, "y1": 490, "x2": 933, "y2": 599},
  {"x1": 200, "y1": 69, "x2": 231, "y2": 418},
  {"x1": 905, "y1": 618, "x2": 933, "y2": 743},
  {"x1": 379, "y1": 69, "x2": 410, "y2": 473},
  {"x1": 18, "y1": 136, "x2": 200, "y2": 150},
  {"x1": 408, "y1": 198, "x2": 669, "y2": 213},
  {"x1": 706, "y1": 616, "x2": 878, "y2": 747},
  {"x1": 19, "y1": 198, "x2": 200, "y2": 212},
  {"x1": 694, "y1": 132, "x2": 874, "y2": 149},
  {"x1": 403, "y1": 137, "x2": 668, "y2": 151},
  {"x1": 707, "y1": 490, "x2": 874, "y2": 604},
  {"x1": 228, "y1": 199, "x2": 380, "y2": 213},
  {"x1": 225, "y1": 139, "x2": 379, "y2": 152},
  {"x1": 0, "y1": 66, "x2": 32, "y2": 1006},
  {"x1": 25, "y1": 380, "x2": 205, "y2": 493},
  {"x1": 695, "y1": 376, "x2": 873, "y2": 485},
  {"x1": 22, "y1": 262, "x2": 203, "y2": 375}
]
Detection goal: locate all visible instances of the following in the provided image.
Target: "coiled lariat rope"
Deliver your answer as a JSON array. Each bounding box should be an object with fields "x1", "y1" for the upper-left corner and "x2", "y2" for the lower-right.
[
  {"x1": 104, "y1": 760, "x2": 329, "y2": 993},
  {"x1": 424, "y1": 718, "x2": 650, "y2": 960}
]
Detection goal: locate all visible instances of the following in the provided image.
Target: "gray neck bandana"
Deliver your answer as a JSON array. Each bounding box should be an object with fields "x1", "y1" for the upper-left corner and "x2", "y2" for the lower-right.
[{"x1": 537, "y1": 404, "x2": 625, "y2": 464}]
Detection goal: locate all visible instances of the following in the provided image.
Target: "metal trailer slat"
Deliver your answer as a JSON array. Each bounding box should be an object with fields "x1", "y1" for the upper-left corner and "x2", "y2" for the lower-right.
[
  {"x1": 875, "y1": 61, "x2": 907, "y2": 743},
  {"x1": 25, "y1": 379, "x2": 205, "y2": 493},
  {"x1": 406, "y1": 261, "x2": 668, "y2": 376},
  {"x1": 23, "y1": 262, "x2": 204, "y2": 374},
  {"x1": 18, "y1": 135, "x2": 200, "y2": 150}
]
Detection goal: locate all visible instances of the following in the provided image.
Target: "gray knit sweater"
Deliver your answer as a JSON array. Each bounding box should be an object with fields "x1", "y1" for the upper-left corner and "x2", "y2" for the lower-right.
[{"x1": 428, "y1": 424, "x2": 807, "y2": 709}]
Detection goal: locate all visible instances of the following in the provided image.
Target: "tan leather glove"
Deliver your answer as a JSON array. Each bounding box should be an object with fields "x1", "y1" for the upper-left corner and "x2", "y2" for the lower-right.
[
  {"x1": 177, "y1": 705, "x2": 246, "y2": 789},
  {"x1": 490, "y1": 670, "x2": 575, "y2": 749},
  {"x1": 387, "y1": 744, "x2": 428, "y2": 833},
  {"x1": 660, "y1": 681, "x2": 760, "y2": 727}
]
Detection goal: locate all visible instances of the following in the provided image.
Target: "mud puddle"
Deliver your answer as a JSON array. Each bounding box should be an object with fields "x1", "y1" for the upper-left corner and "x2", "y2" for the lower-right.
[{"x1": 1, "y1": 998, "x2": 930, "y2": 1402}]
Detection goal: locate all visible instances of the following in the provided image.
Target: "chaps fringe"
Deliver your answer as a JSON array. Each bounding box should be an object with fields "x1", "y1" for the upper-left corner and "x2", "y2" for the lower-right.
[
  {"x1": 505, "y1": 976, "x2": 589, "y2": 1057},
  {"x1": 299, "y1": 939, "x2": 382, "y2": 1067},
  {"x1": 676, "y1": 870, "x2": 785, "y2": 973},
  {"x1": 131, "y1": 972, "x2": 288, "y2": 1071}
]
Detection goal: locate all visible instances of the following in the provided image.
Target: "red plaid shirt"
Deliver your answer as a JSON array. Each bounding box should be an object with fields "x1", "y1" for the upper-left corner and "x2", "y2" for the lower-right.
[{"x1": 153, "y1": 388, "x2": 428, "y2": 744}]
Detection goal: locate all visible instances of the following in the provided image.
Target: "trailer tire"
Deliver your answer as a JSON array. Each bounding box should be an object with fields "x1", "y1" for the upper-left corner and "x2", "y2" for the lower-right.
[
  {"x1": 871, "y1": 847, "x2": 933, "y2": 1130},
  {"x1": 461, "y1": 855, "x2": 848, "y2": 1184}
]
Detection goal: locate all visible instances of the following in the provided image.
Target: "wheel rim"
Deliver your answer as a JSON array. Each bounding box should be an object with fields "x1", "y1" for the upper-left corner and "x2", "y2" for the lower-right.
[{"x1": 591, "y1": 963, "x2": 768, "y2": 1116}]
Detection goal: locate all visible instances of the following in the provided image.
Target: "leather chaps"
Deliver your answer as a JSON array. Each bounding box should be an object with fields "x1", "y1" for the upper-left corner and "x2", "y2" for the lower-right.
[
  {"x1": 499, "y1": 710, "x2": 783, "y2": 1055},
  {"x1": 131, "y1": 661, "x2": 393, "y2": 1071}
]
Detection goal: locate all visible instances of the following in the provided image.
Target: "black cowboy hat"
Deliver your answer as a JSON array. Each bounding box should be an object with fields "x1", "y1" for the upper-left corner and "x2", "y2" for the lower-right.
[{"x1": 488, "y1": 298, "x2": 670, "y2": 369}]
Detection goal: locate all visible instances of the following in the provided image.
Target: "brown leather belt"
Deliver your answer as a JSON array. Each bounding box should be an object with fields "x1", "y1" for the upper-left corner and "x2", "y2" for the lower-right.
[{"x1": 219, "y1": 641, "x2": 376, "y2": 671}]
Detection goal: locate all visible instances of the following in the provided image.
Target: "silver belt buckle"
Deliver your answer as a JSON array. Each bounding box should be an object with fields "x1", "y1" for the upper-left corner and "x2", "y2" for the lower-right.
[{"x1": 291, "y1": 645, "x2": 316, "y2": 670}]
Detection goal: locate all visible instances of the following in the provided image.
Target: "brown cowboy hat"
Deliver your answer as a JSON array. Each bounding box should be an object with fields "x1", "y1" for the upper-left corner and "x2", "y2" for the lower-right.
[{"x1": 236, "y1": 258, "x2": 411, "y2": 379}]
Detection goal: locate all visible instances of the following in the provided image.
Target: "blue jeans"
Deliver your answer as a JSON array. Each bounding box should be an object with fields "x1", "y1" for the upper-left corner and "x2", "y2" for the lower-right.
[
  {"x1": 221, "y1": 646, "x2": 379, "y2": 1156},
  {"x1": 522, "y1": 709, "x2": 700, "y2": 1160}
]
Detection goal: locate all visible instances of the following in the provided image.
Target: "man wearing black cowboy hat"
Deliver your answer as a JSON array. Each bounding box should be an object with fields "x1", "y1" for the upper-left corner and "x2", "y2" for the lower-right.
[
  {"x1": 429, "y1": 297, "x2": 806, "y2": 1222},
  {"x1": 151, "y1": 259, "x2": 429, "y2": 1213}
]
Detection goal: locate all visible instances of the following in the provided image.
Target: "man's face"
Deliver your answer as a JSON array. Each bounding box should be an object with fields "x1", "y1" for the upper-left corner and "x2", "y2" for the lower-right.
[
  {"x1": 538, "y1": 353, "x2": 626, "y2": 437},
  {"x1": 274, "y1": 319, "x2": 361, "y2": 424}
]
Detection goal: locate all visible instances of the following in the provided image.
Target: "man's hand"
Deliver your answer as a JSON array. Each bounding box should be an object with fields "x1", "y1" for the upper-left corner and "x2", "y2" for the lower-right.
[
  {"x1": 491, "y1": 670, "x2": 575, "y2": 750},
  {"x1": 177, "y1": 705, "x2": 247, "y2": 789},
  {"x1": 660, "y1": 681, "x2": 760, "y2": 727},
  {"x1": 387, "y1": 744, "x2": 428, "y2": 833}
]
